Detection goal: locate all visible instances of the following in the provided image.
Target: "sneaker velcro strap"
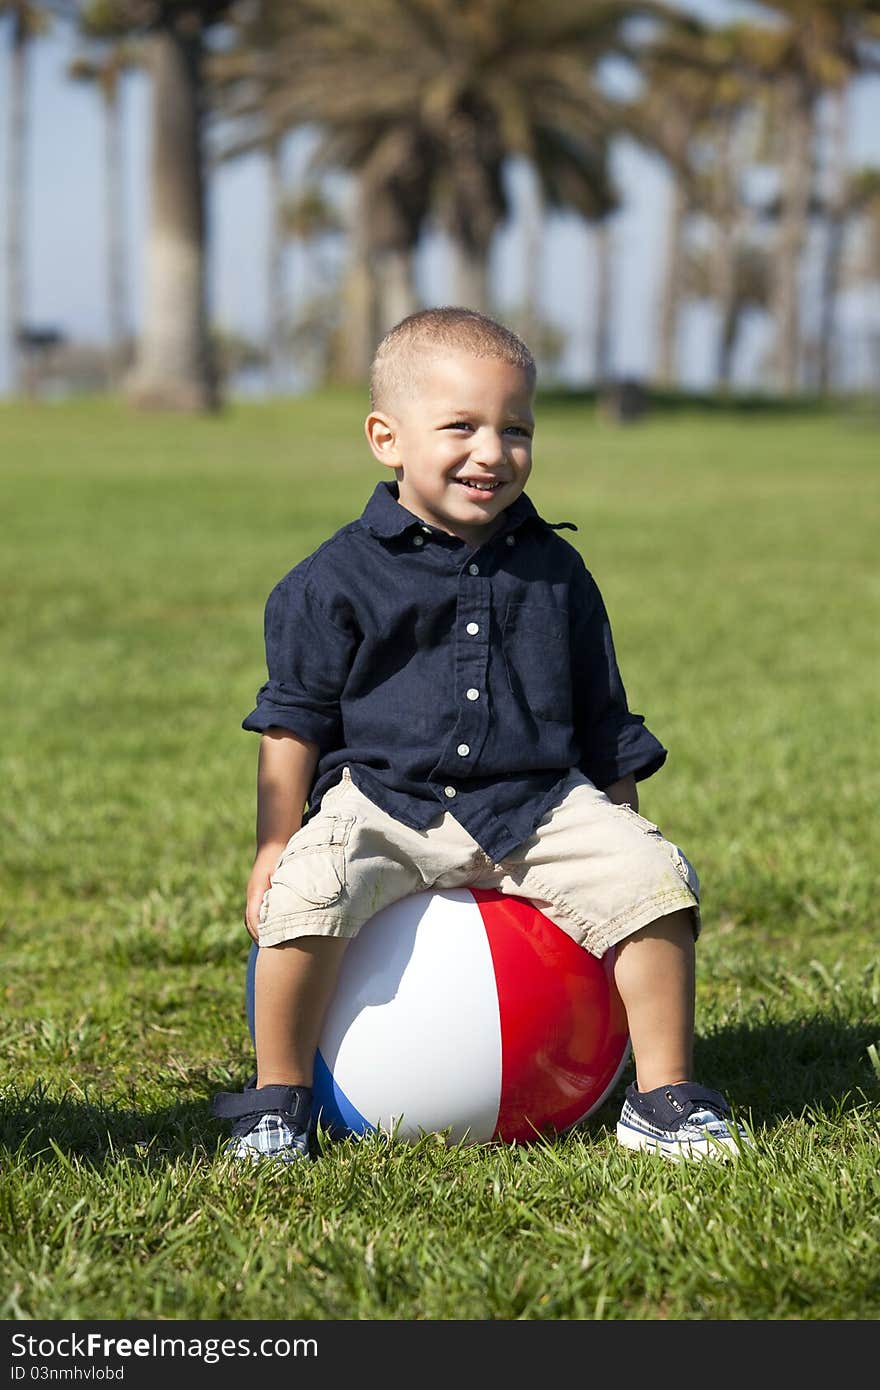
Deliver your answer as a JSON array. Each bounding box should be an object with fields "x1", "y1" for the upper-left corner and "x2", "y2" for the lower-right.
[
  {"x1": 626, "y1": 1082, "x2": 731, "y2": 1130},
  {"x1": 212, "y1": 1084, "x2": 312, "y2": 1124}
]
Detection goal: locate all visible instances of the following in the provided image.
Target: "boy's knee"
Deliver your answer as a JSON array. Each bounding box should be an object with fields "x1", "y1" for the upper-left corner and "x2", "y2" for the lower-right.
[{"x1": 617, "y1": 906, "x2": 699, "y2": 955}]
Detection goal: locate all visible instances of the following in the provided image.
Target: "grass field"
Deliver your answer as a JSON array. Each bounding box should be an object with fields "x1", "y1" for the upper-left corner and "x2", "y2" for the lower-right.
[{"x1": 1, "y1": 392, "x2": 878, "y2": 1324}]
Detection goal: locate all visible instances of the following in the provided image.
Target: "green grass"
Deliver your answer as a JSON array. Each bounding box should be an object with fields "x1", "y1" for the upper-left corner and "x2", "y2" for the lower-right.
[{"x1": 1, "y1": 392, "x2": 879, "y2": 1322}]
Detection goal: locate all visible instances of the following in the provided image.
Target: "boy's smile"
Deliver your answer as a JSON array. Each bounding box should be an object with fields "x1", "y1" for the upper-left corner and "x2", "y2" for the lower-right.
[{"x1": 365, "y1": 350, "x2": 534, "y2": 548}]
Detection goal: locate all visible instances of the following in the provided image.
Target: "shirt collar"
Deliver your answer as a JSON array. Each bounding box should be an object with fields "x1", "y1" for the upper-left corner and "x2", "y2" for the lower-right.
[{"x1": 361, "y1": 481, "x2": 576, "y2": 540}]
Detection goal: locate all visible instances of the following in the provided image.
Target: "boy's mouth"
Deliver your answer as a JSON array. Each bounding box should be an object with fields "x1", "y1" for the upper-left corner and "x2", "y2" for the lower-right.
[{"x1": 456, "y1": 479, "x2": 504, "y2": 493}]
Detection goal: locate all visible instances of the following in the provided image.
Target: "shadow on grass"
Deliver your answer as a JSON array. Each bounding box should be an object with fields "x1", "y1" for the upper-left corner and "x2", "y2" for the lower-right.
[
  {"x1": 0, "y1": 1086, "x2": 219, "y2": 1168},
  {"x1": 1, "y1": 1014, "x2": 877, "y2": 1163},
  {"x1": 690, "y1": 1013, "x2": 879, "y2": 1124}
]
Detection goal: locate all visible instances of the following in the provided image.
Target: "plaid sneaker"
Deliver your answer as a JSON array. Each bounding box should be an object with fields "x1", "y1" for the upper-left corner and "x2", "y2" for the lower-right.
[
  {"x1": 616, "y1": 1082, "x2": 750, "y2": 1160},
  {"x1": 212, "y1": 1081, "x2": 316, "y2": 1164}
]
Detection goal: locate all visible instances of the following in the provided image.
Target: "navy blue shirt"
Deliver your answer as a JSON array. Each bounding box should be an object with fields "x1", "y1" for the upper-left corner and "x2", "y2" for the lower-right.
[{"x1": 242, "y1": 480, "x2": 667, "y2": 862}]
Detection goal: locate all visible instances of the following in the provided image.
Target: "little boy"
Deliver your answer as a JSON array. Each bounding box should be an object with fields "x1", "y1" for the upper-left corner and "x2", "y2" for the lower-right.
[{"x1": 213, "y1": 307, "x2": 748, "y2": 1164}]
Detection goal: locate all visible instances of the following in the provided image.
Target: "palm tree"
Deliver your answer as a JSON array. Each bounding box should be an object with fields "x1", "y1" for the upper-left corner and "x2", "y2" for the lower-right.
[
  {"x1": 213, "y1": 0, "x2": 690, "y2": 381},
  {"x1": 531, "y1": 129, "x2": 619, "y2": 385},
  {"x1": 817, "y1": 81, "x2": 850, "y2": 392},
  {"x1": 68, "y1": 39, "x2": 141, "y2": 385},
  {"x1": 210, "y1": 18, "x2": 424, "y2": 373},
  {"x1": 205, "y1": 0, "x2": 302, "y2": 388},
  {"x1": 624, "y1": 20, "x2": 758, "y2": 389},
  {"x1": 276, "y1": 182, "x2": 344, "y2": 387},
  {"x1": 811, "y1": 8, "x2": 880, "y2": 390},
  {"x1": 684, "y1": 240, "x2": 771, "y2": 387},
  {"x1": 308, "y1": 120, "x2": 432, "y2": 344},
  {"x1": 830, "y1": 166, "x2": 880, "y2": 389},
  {"x1": 854, "y1": 169, "x2": 880, "y2": 389},
  {"x1": 78, "y1": 0, "x2": 240, "y2": 412},
  {"x1": 625, "y1": 80, "x2": 705, "y2": 388},
  {"x1": 742, "y1": 1, "x2": 880, "y2": 394},
  {"x1": 2, "y1": 0, "x2": 52, "y2": 395}
]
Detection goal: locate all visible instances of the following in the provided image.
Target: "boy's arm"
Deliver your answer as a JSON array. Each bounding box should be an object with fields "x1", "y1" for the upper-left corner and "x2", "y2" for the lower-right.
[
  {"x1": 602, "y1": 773, "x2": 638, "y2": 812},
  {"x1": 244, "y1": 728, "x2": 320, "y2": 942}
]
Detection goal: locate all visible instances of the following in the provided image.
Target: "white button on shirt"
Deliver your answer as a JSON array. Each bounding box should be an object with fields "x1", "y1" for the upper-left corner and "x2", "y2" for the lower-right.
[
  {"x1": 444, "y1": 785, "x2": 457, "y2": 798},
  {"x1": 457, "y1": 743, "x2": 470, "y2": 757},
  {"x1": 413, "y1": 535, "x2": 425, "y2": 547},
  {"x1": 466, "y1": 688, "x2": 480, "y2": 701},
  {"x1": 468, "y1": 563, "x2": 480, "y2": 575},
  {"x1": 466, "y1": 622, "x2": 480, "y2": 635},
  {"x1": 506, "y1": 535, "x2": 516, "y2": 547}
]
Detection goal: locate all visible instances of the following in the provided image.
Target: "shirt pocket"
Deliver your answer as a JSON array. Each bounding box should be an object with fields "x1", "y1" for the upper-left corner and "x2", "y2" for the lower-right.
[
  {"x1": 269, "y1": 814, "x2": 354, "y2": 909},
  {"x1": 502, "y1": 601, "x2": 572, "y2": 724}
]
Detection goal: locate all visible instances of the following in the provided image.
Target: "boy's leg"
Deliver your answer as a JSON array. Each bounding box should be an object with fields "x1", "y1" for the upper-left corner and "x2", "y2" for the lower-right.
[
  {"x1": 482, "y1": 772, "x2": 748, "y2": 1158},
  {"x1": 254, "y1": 936, "x2": 351, "y2": 1088},
  {"x1": 215, "y1": 936, "x2": 348, "y2": 1163},
  {"x1": 611, "y1": 912, "x2": 748, "y2": 1159},
  {"x1": 611, "y1": 907, "x2": 695, "y2": 1094},
  {"x1": 483, "y1": 770, "x2": 701, "y2": 959},
  {"x1": 215, "y1": 768, "x2": 481, "y2": 1162}
]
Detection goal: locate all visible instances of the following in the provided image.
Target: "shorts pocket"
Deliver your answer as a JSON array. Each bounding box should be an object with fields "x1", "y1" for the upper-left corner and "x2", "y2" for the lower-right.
[
  {"x1": 613, "y1": 804, "x2": 701, "y2": 902},
  {"x1": 502, "y1": 601, "x2": 572, "y2": 723},
  {"x1": 269, "y1": 814, "x2": 355, "y2": 909}
]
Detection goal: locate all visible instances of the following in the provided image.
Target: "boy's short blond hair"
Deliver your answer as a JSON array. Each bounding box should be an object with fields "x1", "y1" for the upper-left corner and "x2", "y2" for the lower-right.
[{"x1": 369, "y1": 307, "x2": 536, "y2": 412}]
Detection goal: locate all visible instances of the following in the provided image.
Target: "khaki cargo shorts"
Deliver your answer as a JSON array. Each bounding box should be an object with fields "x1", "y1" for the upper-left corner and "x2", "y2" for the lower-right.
[{"x1": 258, "y1": 768, "x2": 700, "y2": 958}]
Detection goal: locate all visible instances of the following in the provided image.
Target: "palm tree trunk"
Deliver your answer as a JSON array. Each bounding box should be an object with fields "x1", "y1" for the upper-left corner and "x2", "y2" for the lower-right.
[
  {"x1": 452, "y1": 243, "x2": 490, "y2": 312},
  {"x1": 334, "y1": 176, "x2": 376, "y2": 384},
  {"x1": 267, "y1": 136, "x2": 287, "y2": 393},
  {"x1": 713, "y1": 116, "x2": 738, "y2": 392},
  {"x1": 817, "y1": 86, "x2": 848, "y2": 394},
  {"x1": 593, "y1": 217, "x2": 612, "y2": 387},
  {"x1": 104, "y1": 80, "x2": 127, "y2": 387},
  {"x1": 522, "y1": 169, "x2": 544, "y2": 352},
  {"x1": 127, "y1": 27, "x2": 219, "y2": 412},
  {"x1": 717, "y1": 291, "x2": 738, "y2": 389},
  {"x1": 374, "y1": 249, "x2": 417, "y2": 336},
  {"x1": 656, "y1": 172, "x2": 687, "y2": 389},
  {"x1": 6, "y1": 11, "x2": 28, "y2": 395},
  {"x1": 772, "y1": 73, "x2": 813, "y2": 396}
]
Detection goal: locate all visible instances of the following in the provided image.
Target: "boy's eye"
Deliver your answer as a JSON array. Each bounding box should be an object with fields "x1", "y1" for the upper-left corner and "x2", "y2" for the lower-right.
[{"x1": 442, "y1": 422, "x2": 532, "y2": 436}]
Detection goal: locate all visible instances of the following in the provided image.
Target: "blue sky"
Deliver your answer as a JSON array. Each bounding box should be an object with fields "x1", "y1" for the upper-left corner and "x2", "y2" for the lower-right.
[{"x1": 1, "y1": 0, "x2": 879, "y2": 395}]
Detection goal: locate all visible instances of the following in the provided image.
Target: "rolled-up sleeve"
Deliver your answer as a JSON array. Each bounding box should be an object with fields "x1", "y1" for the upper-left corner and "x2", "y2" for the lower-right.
[
  {"x1": 241, "y1": 572, "x2": 356, "y2": 750},
  {"x1": 571, "y1": 567, "x2": 667, "y2": 788}
]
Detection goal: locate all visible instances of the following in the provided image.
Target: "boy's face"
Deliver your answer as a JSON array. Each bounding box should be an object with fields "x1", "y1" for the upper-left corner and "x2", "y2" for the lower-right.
[{"x1": 365, "y1": 350, "x2": 535, "y2": 548}]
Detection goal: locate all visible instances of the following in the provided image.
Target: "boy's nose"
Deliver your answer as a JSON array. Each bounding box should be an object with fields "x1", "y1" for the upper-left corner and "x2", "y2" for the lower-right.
[{"x1": 469, "y1": 429, "x2": 504, "y2": 464}]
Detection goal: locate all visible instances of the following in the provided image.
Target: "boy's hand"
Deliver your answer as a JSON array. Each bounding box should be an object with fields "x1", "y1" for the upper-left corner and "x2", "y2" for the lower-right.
[
  {"x1": 244, "y1": 730, "x2": 320, "y2": 942},
  {"x1": 244, "y1": 845, "x2": 286, "y2": 944}
]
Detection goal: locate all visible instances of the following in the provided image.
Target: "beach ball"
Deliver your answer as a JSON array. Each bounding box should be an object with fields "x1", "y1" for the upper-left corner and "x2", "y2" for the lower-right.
[{"x1": 245, "y1": 888, "x2": 630, "y2": 1146}]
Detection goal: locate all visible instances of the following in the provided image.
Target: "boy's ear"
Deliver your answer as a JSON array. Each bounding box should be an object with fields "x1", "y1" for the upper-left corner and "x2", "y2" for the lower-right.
[{"x1": 364, "y1": 410, "x2": 401, "y2": 469}]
